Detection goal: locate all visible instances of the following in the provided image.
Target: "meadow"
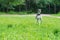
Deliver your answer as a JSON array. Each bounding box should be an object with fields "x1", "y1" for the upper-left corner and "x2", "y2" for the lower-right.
[
  {"x1": 53, "y1": 12, "x2": 60, "y2": 16},
  {"x1": 0, "y1": 15, "x2": 60, "y2": 40}
]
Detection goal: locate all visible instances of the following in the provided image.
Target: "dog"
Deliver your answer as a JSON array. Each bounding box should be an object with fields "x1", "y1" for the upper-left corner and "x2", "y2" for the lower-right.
[{"x1": 36, "y1": 9, "x2": 42, "y2": 24}]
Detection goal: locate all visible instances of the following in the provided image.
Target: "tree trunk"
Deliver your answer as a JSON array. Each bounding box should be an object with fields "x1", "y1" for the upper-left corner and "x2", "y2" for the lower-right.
[
  {"x1": 54, "y1": 4, "x2": 56, "y2": 13},
  {"x1": 49, "y1": 4, "x2": 50, "y2": 14}
]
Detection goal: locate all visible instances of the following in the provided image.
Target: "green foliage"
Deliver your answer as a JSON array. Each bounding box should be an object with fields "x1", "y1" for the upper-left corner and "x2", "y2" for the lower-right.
[
  {"x1": 53, "y1": 0, "x2": 60, "y2": 5},
  {"x1": 0, "y1": 0, "x2": 60, "y2": 14},
  {"x1": 12, "y1": 0, "x2": 25, "y2": 6},
  {"x1": 0, "y1": 0, "x2": 25, "y2": 6},
  {"x1": 0, "y1": 0, "x2": 25, "y2": 11}
]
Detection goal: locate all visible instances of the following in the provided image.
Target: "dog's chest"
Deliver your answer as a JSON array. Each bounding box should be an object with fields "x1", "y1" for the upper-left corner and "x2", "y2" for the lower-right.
[{"x1": 37, "y1": 15, "x2": 41, "y2": 18}]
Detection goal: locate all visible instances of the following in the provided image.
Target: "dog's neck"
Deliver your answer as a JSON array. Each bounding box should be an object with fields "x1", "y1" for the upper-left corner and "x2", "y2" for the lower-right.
[{"x1": 37, "y1": 14, "x2": 41, "y2": 16}]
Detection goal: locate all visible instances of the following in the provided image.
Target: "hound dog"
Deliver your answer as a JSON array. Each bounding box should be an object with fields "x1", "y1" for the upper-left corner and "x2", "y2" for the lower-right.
[
  {"x1": 36, "y1": 9, "x2": 42, "y2": 24},
  {"x1": 36, "y1": 13, "x2": 42, "y2": 24}
]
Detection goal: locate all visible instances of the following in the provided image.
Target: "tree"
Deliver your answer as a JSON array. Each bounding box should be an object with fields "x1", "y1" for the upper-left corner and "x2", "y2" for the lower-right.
[
  {"x1": 25, "y1": 0, "x2": 38, "y2": 12},
  {"x1": 0, "y1": 0, "x2": 25, "y2": 12},
  {"x1": 52, "y1": 0, "x2": 60, "y2": 13}
]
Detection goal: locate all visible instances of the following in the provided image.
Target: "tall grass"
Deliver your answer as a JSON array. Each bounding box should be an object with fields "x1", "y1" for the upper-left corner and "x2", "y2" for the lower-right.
[{"x1": 0, "y1": 16, "x2": 60, "y2": 40}]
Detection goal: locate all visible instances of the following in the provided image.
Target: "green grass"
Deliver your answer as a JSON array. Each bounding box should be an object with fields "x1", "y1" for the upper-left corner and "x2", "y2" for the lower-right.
[
  {"x1": 0, "y1": 16, "x2": 60, "y2": 40},
  {"x1": 53, "y1": 12, "x2": 60, "y2": 16},
  {"x1": 0, "y1": 11, "x2": 27, "y2": 15},
  {"x1": 0, "y1": 11, "x2": 34, "y2": 15}
]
